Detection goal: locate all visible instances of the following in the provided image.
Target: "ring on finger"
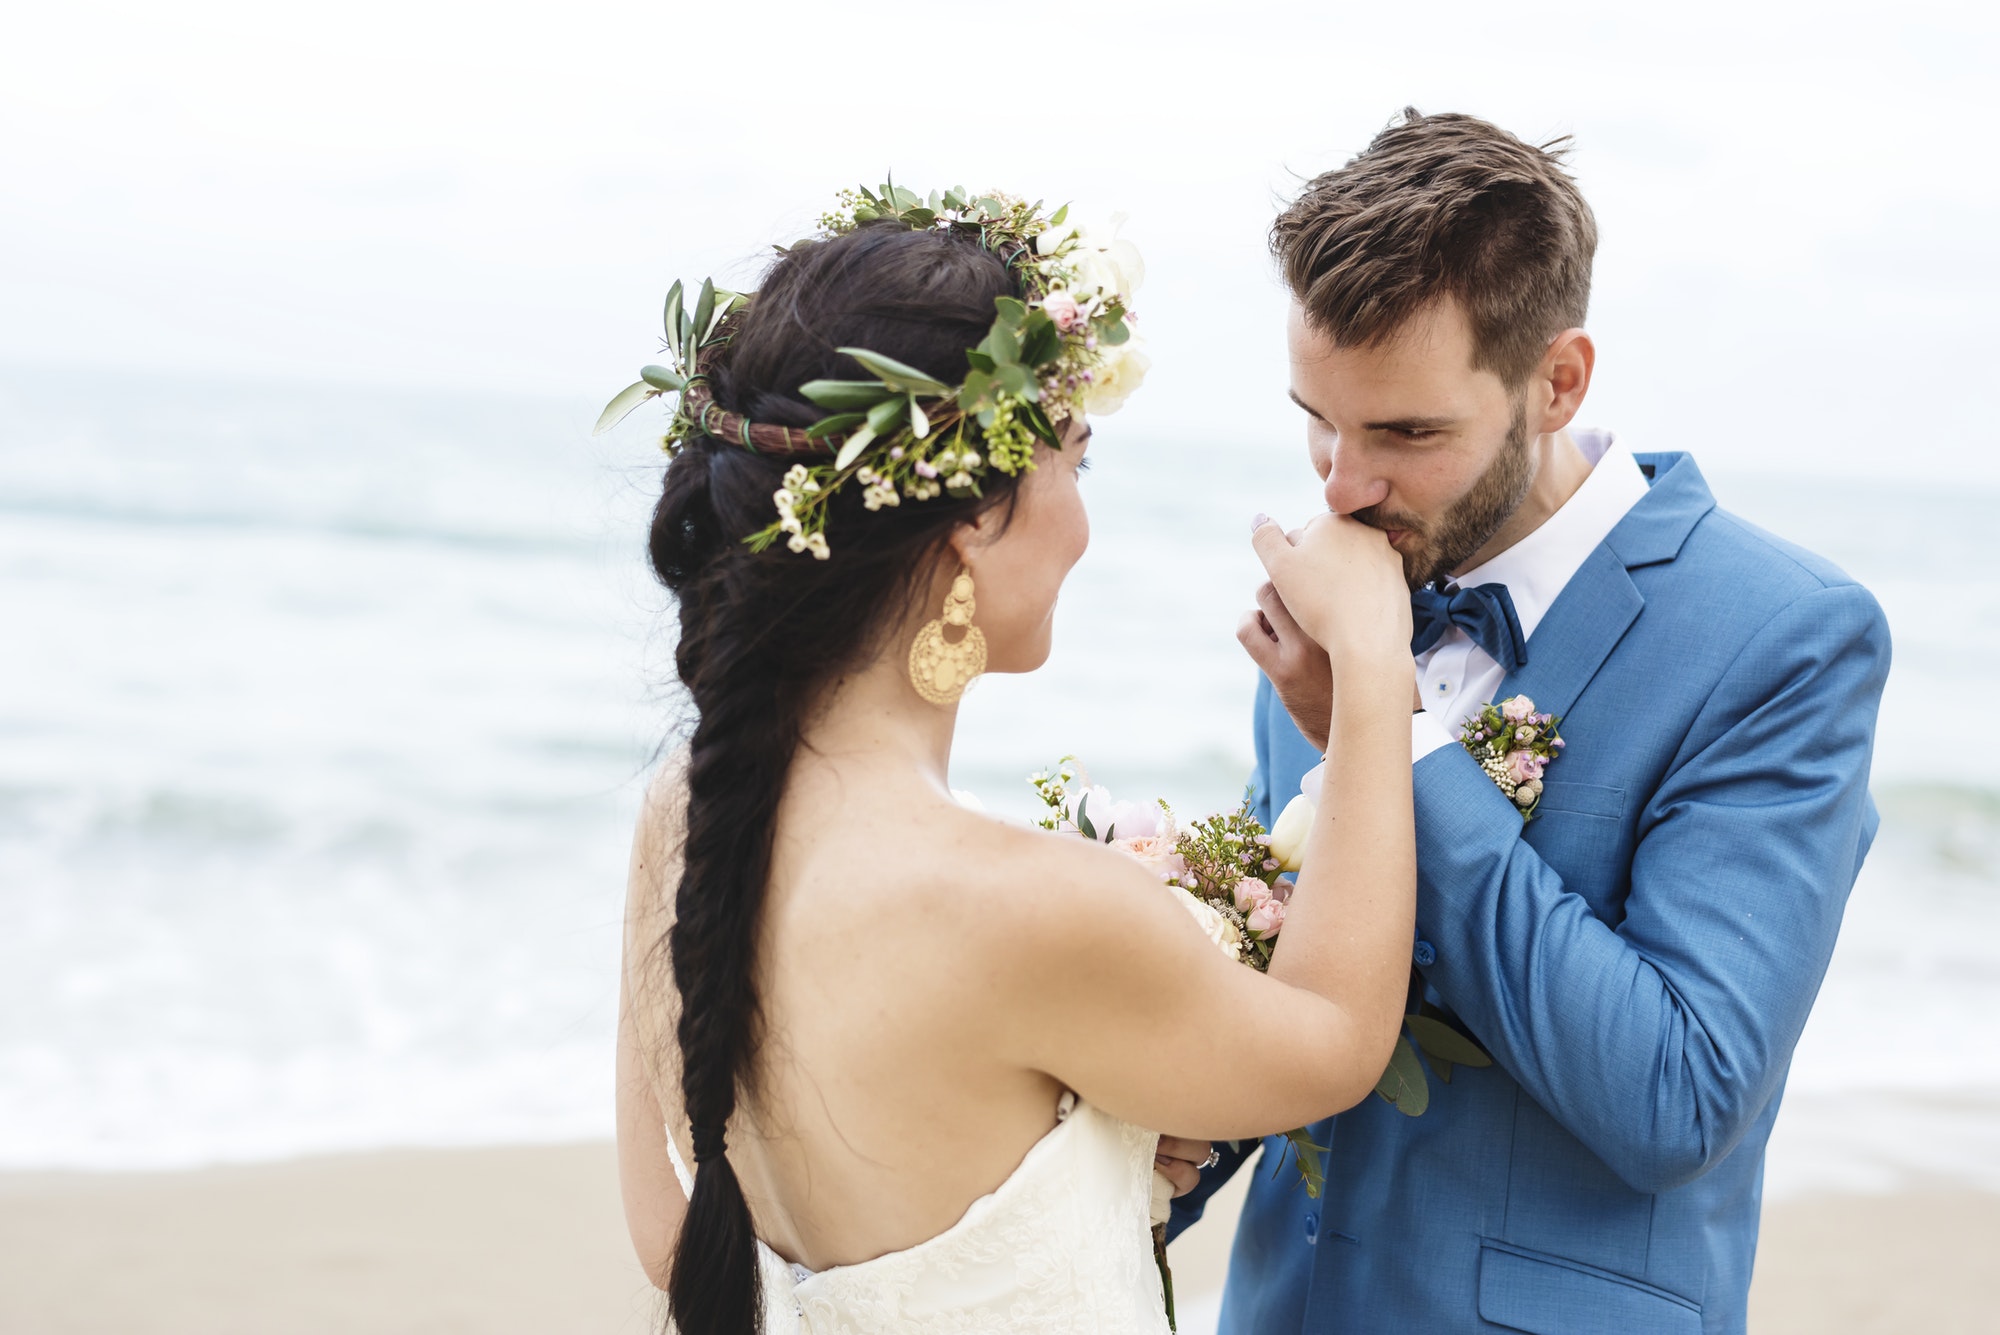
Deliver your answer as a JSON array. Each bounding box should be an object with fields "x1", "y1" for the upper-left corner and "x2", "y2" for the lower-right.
[{"x1": 1199, "y1": 1147, "x2": 1221, "y2": 1171}]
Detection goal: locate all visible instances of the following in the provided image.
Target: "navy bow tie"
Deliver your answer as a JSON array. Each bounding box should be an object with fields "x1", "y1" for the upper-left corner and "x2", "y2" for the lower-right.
[{"x1": 1410, "y1": 582, "x2": 1528, "y2": 673}]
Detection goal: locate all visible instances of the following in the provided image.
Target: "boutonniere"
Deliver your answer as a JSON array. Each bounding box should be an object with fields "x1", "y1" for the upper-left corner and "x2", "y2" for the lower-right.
[{"x1": 1460, "y1": 695, "x2": 1564, "y2": 819}]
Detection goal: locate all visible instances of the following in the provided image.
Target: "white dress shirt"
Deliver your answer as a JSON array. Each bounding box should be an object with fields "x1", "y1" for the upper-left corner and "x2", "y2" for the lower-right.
[{"x1": 1303, "y1": 428, "x2": 1650, "y2": 803}]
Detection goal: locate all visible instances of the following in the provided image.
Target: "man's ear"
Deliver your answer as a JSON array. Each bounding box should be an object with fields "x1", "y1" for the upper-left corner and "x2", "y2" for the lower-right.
[{"x1": 1534, "y1": 328, "x2": 1595, "y2": 435}]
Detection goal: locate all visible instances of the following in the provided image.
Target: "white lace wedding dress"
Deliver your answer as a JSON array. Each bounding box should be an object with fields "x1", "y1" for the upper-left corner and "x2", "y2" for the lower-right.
[{"x1": 664, "y1": 1091, "x2": 1171, "y2": 1334}]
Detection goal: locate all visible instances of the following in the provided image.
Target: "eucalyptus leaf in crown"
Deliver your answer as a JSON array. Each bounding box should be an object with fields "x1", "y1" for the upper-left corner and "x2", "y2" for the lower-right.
[{"x1": 595, "y1": 181, "x2": 1148, "y2": 558}]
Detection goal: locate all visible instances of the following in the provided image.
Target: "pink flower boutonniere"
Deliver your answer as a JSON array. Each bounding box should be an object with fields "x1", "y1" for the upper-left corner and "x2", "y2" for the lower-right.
[{"x1": 1460, "y1": 695, "x2": 1565, "y2": 819}]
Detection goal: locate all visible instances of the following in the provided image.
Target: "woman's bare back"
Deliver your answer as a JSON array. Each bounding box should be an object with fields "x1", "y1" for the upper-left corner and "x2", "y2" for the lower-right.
[{"x1": 626, "y1": 755, "x2": 1078, "y2": 1270}]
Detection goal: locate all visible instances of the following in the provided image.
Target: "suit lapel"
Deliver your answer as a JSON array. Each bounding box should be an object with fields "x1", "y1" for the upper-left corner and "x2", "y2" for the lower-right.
[
  {"x1": 1490, "y1": 451, "x2": 1716, "y2": 718},
  {"x1": 1492, "y1": 544, "x2": 1643, "y2": 720}
]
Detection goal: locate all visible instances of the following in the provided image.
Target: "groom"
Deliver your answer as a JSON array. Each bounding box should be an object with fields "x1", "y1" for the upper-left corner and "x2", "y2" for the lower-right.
[{"x1": 1169, "y1": 110, "x2": 1891, "y2": 1333}]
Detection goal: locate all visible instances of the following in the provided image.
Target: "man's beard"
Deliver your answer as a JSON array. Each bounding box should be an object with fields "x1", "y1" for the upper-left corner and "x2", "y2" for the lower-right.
[{"x1": 1353, "y1": 400, "x2": 1533, "y2": 590}]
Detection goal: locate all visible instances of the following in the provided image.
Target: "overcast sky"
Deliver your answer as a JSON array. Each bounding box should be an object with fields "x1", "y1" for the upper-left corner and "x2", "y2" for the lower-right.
[{"x1": 4, "y1": 0, "x2": 1994, "y2": 482}]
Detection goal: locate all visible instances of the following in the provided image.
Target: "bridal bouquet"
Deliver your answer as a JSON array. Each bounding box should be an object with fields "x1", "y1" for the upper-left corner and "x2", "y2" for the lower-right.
[{"x1": 1028, "y1": 759, "x2": 1331, "y2": 1194}]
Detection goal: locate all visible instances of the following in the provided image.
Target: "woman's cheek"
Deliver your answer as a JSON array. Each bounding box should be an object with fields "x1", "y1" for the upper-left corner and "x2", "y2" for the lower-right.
[{"x1": 1057, "y1": 467, "x2": 1090, "y2": 567}]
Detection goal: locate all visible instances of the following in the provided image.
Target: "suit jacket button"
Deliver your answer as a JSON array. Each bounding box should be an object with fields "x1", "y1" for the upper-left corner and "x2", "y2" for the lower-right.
[
  {"x1": 1413, "y1": 940, "x2": 1437, "y2": 967},
  {"x1": 1303, "y1": 1212, "x2": 1319, "y2": 1244}
]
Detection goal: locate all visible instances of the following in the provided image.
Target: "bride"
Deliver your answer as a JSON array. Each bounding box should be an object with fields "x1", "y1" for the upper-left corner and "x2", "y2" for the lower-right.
[{"x1": 612, "y1": 186, "x2": 1417, "y2": 1333}]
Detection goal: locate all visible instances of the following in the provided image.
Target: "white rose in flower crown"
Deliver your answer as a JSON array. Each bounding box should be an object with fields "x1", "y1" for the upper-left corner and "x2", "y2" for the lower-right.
[
  {"x1": 1035, "y1": 214, "x2": 1082, "y2": 258},
  {"x1": 1039, "y1": 214, "x2": 1144, "y2": 305},
  {"x1": 1081, "y1": 339, "x2": 1151, "y2": 416},
  {"x1": 1096, "y1": 236, "x2": 1144, "y2": 301}
]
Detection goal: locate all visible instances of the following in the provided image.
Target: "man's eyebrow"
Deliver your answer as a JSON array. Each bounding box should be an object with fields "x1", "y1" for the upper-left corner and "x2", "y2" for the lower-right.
[
  {"x1": 1288, "y1": 390, "x2": 1455, "y2": 433},
  {"x1": 1363, "y1": 415, "x2": 1456, "y2": 432}
]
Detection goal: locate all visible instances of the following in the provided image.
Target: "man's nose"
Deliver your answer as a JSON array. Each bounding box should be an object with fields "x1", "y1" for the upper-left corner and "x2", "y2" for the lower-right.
[{"x1": 1323, "y1": 442, "x2": 1389, "y2": 517}]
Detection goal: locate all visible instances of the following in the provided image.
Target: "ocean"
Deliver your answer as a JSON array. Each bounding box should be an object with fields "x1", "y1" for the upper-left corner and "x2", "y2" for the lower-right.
[{"x1": 3, "y1": 364, "x2": 1996, "y2": 1199}]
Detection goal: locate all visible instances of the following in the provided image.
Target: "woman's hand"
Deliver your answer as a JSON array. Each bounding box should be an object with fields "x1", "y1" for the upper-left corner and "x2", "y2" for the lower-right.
[
  {"x1": 1153, "y1": 1135, "x2": 1215, "y2": 1197},
  {"x1": 1249, "y1": 512, "x2": 1410, "y2": 670}
]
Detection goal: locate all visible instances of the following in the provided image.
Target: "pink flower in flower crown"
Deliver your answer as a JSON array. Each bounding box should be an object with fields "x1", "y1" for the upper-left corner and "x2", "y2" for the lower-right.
[
  {"x1": 1247, "y1": 896, "x2": 1287, "y2": 938},
  {"x1": 1506, "y1": 750, "x2": 1545, "y2": 784},
  {"x1": 1501, "y1": 695, "x2": 1536, "y2": 723},
  {"x1": 1042, "y1": 289, "x2": 1085, "y2": 333},
  {"x1": 1232, "y1": 876, "x2": 1269, "y2": 914}
]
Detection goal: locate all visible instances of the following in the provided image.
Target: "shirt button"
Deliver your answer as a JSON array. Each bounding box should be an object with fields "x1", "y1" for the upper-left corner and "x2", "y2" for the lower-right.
[
  {"x1": 1414, "y1": 940, "x2": 1437, "y2": 967},
  {"x1": 1304, "y1": 1212, "x2": 1319, "y2": 1245}
]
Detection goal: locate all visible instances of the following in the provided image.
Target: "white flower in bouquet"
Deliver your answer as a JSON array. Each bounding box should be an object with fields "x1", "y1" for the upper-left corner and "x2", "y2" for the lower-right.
[
  {"x1": 1169, "y1": 885, "x2": 1244, "y2": 959},
  {"x1": 1267, "y1": 792, "x2": 1316, "y2": 873}
]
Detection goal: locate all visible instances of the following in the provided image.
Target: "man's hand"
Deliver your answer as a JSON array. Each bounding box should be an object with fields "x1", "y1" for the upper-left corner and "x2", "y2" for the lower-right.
[
  {"x1": 1154, "y1": 1135, "x2": 1215, "y2": 1197},
  {"x1": 1237, "y1": 572, "x2": 1334, "y2": 752}
]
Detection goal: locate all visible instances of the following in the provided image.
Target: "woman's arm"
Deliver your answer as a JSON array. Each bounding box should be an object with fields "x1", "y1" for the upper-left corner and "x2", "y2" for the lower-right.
[{"x1": 996, "y1": 514, "x2": 1417, "y2": 1137}]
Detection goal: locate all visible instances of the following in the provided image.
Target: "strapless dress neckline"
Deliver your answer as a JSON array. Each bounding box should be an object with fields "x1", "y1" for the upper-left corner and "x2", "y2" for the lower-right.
[{"x1": 664, "y1": 1092, "x2": 1168, "y2": 1333}]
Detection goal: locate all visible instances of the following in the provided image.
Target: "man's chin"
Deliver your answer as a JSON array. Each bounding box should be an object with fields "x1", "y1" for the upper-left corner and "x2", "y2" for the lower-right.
[
  {"x1": 1354, "y1": 515, "x2": 1434, "y2": 587},
  {"x1": 1388, "y1": 537, "x2": 1433, "y2": 590}
]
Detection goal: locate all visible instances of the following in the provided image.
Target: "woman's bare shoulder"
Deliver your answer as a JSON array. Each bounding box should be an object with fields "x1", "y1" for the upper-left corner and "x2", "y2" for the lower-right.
[
  {"x1": 626, "y1": 748, "x2": 690, "y2": 938},
  {"x1": 940, "y1": 811, "x2": 1169, "y2": 946}
]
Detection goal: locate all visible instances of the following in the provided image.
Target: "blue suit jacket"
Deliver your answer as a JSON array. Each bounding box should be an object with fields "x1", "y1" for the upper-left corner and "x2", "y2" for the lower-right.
[{"x1": 1169, "y1": 453, "x2": 1890, "y2": 1335}]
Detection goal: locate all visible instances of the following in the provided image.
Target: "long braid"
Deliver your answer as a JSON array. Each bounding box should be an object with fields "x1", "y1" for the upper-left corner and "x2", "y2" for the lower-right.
[{"x1": 662, "y1": 544, "x2": 804, "y2": 1335}]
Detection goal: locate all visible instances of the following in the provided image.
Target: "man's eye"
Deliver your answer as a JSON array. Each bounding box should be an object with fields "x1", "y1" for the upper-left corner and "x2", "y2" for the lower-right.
[
  {"x1": 1077, "y1": 456, "x2": 1093, "y2": 474},
  {"x1": 1396, "y1": 429, "x2": 1439, "y2": 443}
]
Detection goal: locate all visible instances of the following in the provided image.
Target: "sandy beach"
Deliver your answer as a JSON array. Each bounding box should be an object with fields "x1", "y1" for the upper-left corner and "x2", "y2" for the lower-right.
[{"x1": 2, "y1": 1142, "x2": 1993, "y2": 1334}]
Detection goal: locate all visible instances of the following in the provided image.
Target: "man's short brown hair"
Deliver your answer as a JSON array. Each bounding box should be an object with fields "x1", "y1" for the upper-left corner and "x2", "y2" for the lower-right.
[{"x1": 1272, "y1": 108, "x2": 1597, "y2": 386}]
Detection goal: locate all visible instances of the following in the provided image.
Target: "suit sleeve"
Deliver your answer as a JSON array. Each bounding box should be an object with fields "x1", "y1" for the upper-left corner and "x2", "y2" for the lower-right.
[
  {"x1": 1413, "y1": 582, "x2": 1890, "y2": 1194},
  {"x1": 1247, "y1": 673, "x2": 1277, "y2": 830}
]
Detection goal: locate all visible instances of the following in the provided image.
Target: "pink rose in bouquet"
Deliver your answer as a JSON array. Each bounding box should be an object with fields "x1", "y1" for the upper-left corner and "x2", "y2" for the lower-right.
[
  {"x1": 1246, "y1": 896, "x2": 1287, "y2": 938},
  {"x1": 1232, "y1": 876, "x2": 1269, "y2": 914}
]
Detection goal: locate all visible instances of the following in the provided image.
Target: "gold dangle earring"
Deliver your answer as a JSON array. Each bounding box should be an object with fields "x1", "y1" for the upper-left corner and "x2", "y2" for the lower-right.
[{"x1": 908, "y1": 569, "x2": 987, "y2": 707}]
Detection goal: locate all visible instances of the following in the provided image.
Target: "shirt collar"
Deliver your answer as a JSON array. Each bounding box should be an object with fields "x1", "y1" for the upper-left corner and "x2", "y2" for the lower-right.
[{"x1": 1450, "y1": 428, "x2": 1650, "y2": 641}]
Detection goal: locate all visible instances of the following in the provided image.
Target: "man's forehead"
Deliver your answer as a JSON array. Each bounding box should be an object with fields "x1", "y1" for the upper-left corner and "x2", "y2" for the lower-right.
[
  {"x1": 1287, "y1": 300, "x2": 1502, "y2": 418},
  {"x1": 1287, "y1": 298, "x2": 1475, "y2": 370}
]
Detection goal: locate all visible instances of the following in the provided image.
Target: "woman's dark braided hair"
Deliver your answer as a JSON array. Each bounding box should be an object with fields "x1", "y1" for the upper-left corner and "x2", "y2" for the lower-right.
[{"x1": 648, "y1": 221, "x2": 1033, "y2": 1334}]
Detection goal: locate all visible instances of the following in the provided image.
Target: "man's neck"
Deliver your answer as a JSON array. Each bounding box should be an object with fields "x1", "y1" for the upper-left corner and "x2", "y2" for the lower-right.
[{"x1": 1451, "y1": 428, "x2": 1592, "y2": 579}]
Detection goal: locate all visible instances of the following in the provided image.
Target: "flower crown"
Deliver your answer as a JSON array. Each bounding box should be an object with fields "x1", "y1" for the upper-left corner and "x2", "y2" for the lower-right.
[{"x1": 595, "y1": 182, "x2": 1147, "y2": 558}]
